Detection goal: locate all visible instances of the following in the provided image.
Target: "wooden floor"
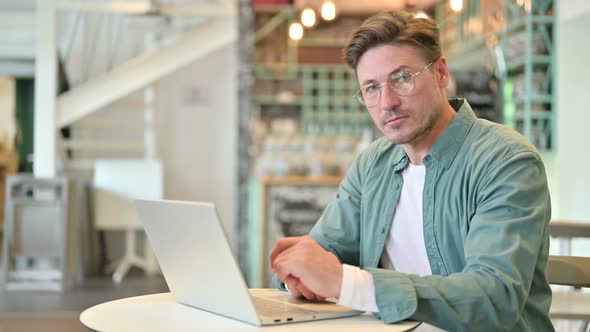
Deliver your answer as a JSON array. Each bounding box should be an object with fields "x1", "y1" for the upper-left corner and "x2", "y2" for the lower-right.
[{"x1": 0, "y1": 273, "x2": 169, "y2": 332}]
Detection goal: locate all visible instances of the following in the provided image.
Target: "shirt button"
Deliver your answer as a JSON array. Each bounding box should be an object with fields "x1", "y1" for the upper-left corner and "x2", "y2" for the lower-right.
[
  {"x1": 380, "y1": 226, "x2": 386, "y2": 234},
  {"x1": 393, "y1": 184, "x2": 399, "y2": 189}
]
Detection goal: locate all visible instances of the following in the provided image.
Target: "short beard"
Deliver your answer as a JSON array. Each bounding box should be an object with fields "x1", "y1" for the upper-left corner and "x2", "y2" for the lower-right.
[{"x1": 388, "y1": 107, "x2": 439, "y2": 145}]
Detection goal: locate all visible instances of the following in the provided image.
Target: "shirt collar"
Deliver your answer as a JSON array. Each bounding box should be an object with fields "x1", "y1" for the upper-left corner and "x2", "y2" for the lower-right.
[
  {"x1": 427, "y1": 98, "x2": 476, "y2": 169},
  {"x1": 391, "y1": 147, "x2": 408, "y2": 172},
  {"x1": 389, "y1": 98, "x2": 475, "y2": 171}
]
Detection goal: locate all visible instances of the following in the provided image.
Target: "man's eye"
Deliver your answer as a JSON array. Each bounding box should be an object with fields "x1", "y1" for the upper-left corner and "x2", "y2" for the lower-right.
[
  {"x1": 364, "y1": 85, "x2": 379, "y2": 94},
  {"x1": 393, "y1": 73, "x2": 412, "y2": 83}
]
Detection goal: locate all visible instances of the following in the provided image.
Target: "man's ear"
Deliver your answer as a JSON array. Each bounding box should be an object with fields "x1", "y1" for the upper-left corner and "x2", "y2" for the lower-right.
[{"x1": 435, "y1": 56, "x2": 450, "y2": 88}]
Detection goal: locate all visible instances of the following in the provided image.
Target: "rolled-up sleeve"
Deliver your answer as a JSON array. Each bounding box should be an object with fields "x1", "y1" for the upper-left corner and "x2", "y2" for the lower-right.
[{"x1": 309, "y1": 147, "x2": 369, "y2": 266}]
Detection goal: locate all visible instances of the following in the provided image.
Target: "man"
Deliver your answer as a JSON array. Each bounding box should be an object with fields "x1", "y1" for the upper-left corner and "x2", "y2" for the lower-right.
[{"x1": 269, "y1": 10, "x2": 553, "y2": 332}]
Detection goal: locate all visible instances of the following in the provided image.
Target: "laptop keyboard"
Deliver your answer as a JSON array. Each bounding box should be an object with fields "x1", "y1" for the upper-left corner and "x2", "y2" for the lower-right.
[{"x1": 251, "y1": 296, "x2": 316, "y2": 317}]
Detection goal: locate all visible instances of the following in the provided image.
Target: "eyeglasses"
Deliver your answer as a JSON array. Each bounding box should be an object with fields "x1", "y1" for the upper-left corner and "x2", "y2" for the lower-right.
[{"x1": 353, "y1": 60, "x2": 437, "y2": 108}]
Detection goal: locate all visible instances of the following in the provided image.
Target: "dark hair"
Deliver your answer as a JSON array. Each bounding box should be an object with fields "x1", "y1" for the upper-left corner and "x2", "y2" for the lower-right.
[{"x1": 343, "y1": 10, "x2": 442, "y2": 70}]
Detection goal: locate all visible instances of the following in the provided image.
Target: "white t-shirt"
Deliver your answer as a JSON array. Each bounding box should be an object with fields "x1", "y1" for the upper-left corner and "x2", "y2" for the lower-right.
[
  {"x1": 337, "y1": 163, "x2": 444, "y2": 331},
  {"x1": 380, "y1": 163, "x2": 432, "y2": 275}
]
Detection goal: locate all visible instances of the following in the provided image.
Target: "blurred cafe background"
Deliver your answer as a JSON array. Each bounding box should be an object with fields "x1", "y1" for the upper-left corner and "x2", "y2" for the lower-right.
[{"x1": 0, "y1": 0, "x2": 588, "y2": 331}]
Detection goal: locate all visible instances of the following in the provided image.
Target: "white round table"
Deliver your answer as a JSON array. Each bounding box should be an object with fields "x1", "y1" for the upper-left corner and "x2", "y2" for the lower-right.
[{"x1": 80, "y1": 292, "x2": 421, "y2": 332}]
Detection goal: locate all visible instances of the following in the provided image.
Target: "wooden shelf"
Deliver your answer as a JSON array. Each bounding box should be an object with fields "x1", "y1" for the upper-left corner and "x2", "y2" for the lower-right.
[
  {"x1": 254, "y1": 95, "x2": 303, "y2": 105},
  {"x1": 437, "y1": 0, "x2": 556, "y2": 151},
  {"x1": 505, "y1": 16, "x2": 555, "y2": 35},
  {"x1": 513, "y1": 94, "x2": 553, "y2": 105},
  {"x1": 506, "y1": 55, "x2": 552, "y2": 72},
  {"x1": 513, "y1": 111, "x2": 553, "y2": 120},
  {"x1": 253, "y1": 4, "x2": 290, "y2": 14}
]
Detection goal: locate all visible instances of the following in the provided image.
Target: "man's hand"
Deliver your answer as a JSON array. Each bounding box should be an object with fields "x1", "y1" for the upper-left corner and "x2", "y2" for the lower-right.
[
  {"x1": 270, "y1": 236, "x2": 324, "y2": 301},
  {"x1": 285, "y1": 280, "x2": 326, "y2": 302},
  {"x1": 269, "y1": 236, "x2": 343, "y2": 299},
  {"x1": 269, "y1": 236, "x2": 305, "y2": 267}
]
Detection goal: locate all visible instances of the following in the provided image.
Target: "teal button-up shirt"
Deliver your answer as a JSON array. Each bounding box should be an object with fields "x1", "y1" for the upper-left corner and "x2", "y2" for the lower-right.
[{"x1": 308, "y1": 99, "x2": 553, "y2": 331}]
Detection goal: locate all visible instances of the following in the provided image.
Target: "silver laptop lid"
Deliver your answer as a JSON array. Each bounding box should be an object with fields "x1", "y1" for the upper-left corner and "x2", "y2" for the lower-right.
[{"x1": 135, "y1": 199, "x2": 260, "y2": 325}]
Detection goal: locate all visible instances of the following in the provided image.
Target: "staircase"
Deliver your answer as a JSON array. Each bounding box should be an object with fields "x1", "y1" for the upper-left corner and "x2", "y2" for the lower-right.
[
  {"x1": 0, "y1": 0, "x2": 237, "y2": 282},
  {"x1": 56, "y1": 9, "x2": 236, "y2": 176},
  {"x1": 62, "y1": 90, "x2": 154, "y2": 173},
  {"x1": 0, "y1": 1, "x2": 236, "y2": 176},
  {"x1": 57, "y1": 12, "x2": 165, "y2": 175}
]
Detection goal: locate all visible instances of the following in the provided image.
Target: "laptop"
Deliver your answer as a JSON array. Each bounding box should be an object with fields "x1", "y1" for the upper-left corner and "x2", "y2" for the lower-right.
[{"x1": 134, "y1": 199, "x2": 363, "y2": 326}]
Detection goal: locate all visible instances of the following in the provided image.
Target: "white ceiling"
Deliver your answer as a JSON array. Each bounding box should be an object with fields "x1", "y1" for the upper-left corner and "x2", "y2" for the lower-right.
[
  {"x1": 0, "y1": 0, "x2": 225, "y2": 78},
  {"x1": 0, "y1": 0, "x2": 35, "y2": 10}
]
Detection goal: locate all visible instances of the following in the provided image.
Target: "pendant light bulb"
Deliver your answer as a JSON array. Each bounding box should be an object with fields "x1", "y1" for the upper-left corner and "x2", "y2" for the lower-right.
[
  {"x1": 450, "y1": 0, "x2": 463, "y2": 12},
  {"x1": 321, "y1": 1, "x2": 336, "y2": 21},
  {"x1": 301, "y1": 7, "x2": 316, "y2": 28},
  {"x1": 289, "y1": 22, "x2": 304, "y2": 41}
]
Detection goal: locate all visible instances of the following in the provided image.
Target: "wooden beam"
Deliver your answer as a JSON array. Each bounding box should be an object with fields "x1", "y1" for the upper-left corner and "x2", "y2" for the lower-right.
[{"x1": 254, "y1": 7, "x2": 290, "y2": 44}]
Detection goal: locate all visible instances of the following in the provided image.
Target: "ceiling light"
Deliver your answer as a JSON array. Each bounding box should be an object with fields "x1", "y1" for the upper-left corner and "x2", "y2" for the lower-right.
[
  {"x1": 321, "y1": 1, "x2": 336, "y2": 21},
  {"x1": 450, "y1": 0, "x2": 463, "y2": 12},
  {"x1": 301, "y1": 7, "x2": 316, "y2": 28},
  {"x1": 289, "y1": 22, "x2": 304, "y2": 41}
]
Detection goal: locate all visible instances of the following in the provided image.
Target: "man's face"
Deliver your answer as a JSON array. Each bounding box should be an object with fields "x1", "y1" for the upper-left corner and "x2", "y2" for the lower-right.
[{"x1": 356, "y1": 44, "x2": 446, "y2": 146}]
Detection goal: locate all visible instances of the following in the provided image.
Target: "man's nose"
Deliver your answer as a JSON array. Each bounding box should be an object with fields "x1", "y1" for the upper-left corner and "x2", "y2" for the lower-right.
[{"x1": 379, "y1": 85, "x2": 401, "y2": 111}]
